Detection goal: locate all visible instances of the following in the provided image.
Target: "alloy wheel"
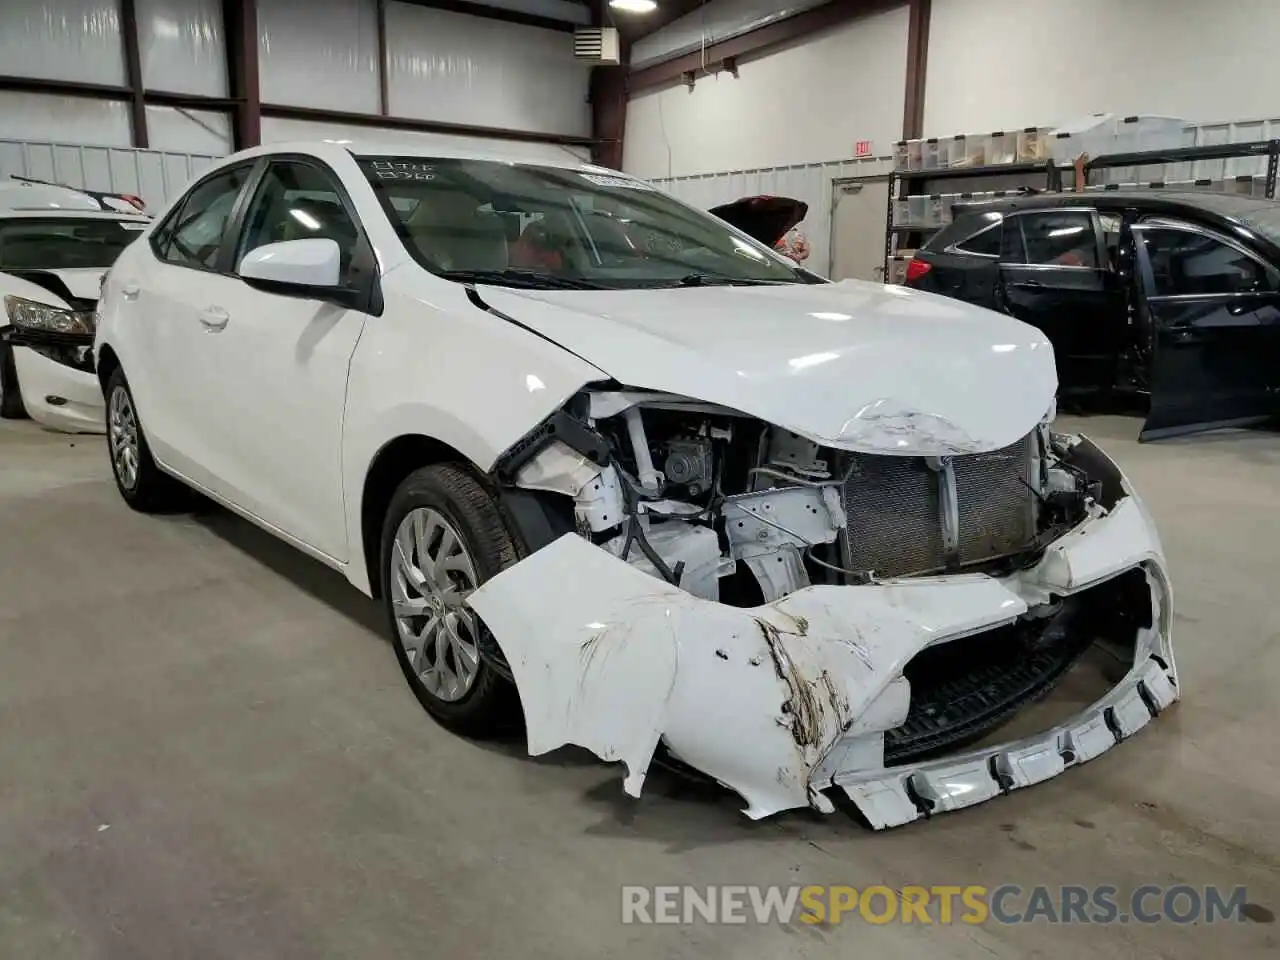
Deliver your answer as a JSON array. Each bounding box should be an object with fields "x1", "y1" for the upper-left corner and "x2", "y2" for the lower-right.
[
  {"x1": 108, "y1": 385, "x2": 140, "y2": 490},
  {"x1": 390, "y1": 507, "x2": 483, "y2": 701}
]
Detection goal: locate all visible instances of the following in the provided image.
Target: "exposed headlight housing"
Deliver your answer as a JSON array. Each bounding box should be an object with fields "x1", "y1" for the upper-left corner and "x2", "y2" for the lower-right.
[{"x1": 3, "y1": 295, "x2": 94, "y2": 336}]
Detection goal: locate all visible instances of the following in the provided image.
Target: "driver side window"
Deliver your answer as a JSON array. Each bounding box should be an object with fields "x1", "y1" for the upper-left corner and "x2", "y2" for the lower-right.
[
  {"x1": 156, "y1": 166, "x2": 251, "y2": 271},
  {"x1": 1136, "y1": 225, "x2": 1278, "y2": 297},
  {"x1": 235, "y1": 161, "x2": 362, "y2": 278}
]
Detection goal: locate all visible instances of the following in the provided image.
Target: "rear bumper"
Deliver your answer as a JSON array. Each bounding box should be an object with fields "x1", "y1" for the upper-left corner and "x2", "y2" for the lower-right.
[
  {"x1": 468, "y1": 447, "x2": 1176, "y2": 826},
  {"x1": 11, "y1": 345, "x2": 103, "y2": 434}
]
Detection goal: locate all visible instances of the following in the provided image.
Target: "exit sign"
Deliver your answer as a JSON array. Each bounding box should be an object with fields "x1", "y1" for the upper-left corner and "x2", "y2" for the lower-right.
[{"x1": 854, "y1": 140, "x2": 874, "y2": 158}]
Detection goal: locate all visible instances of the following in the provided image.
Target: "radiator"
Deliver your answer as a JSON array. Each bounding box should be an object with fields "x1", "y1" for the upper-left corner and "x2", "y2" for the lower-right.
[{"x1": 841, "y1": 433, "x2": 1036, "y2": 579}]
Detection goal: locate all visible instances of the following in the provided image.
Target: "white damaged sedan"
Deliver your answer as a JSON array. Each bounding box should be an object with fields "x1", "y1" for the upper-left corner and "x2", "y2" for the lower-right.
[{"x1": 94, "y1": 141, "x2": 1178, "y2": 828}]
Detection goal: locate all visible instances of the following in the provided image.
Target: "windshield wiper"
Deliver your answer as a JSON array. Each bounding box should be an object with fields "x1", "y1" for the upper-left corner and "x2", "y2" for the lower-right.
[
  {"x1": 674, "y1": 274, "x2": 786, "y2": 287},
  {"x1": 439, "y1": 268, "x2": 606, "y2": 291}
]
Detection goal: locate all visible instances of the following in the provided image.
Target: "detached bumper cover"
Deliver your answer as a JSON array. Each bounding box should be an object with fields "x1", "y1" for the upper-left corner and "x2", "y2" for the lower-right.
[{"x1": 468, "y1": 464, "x2": 1177, "y2": 827}]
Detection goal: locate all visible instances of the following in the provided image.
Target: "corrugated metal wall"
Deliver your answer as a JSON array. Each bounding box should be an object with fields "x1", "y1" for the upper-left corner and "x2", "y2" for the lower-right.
[
  {"x1": 0, "y1": 138, "x2": 222, "y2": 211},
  {"x1": 650, "y1": 156, "x2": 895, "y2": 278}
]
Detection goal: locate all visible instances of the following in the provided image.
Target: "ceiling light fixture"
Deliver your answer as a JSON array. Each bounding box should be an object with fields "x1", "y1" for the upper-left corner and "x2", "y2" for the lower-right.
[{"x1": 610, "y1": 0, "x2": 658, "y2": 13}]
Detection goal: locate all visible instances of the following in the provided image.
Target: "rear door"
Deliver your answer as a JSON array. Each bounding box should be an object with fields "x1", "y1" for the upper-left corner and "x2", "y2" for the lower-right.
[
  {"x1": 1131, "y1": 218, "x2": 1280, "y2": 440},
  {"x1": 997, "y1": 207, "x2": 1128, "y2": 395},
  {"x1": 107, "y1": 162, "x2": 257, "y2": 484},
  {"x1": 913, "y1": 213, "x2": 1003, "y2": 307}
]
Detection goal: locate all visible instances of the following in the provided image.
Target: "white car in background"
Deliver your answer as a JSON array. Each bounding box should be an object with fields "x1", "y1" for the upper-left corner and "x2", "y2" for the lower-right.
[
  {"x1": 94, "y1": 141, "x2": 1178, "y2": 828},
  {"x1": 0, "y1": 179, "x2": 150, "y2": 432}
]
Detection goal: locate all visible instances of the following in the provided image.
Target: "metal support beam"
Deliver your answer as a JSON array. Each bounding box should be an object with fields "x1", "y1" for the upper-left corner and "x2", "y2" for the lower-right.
[
  {"x1": 376, "y1": 0, "x2": 391, "y2": 115},
  {"x1": 589, "y1": 64, "x2": 627, "y2": 169},
  {"x1": 901, "y1": 0, "x2": 930, "y2": 139},
  {"x1": 396, "y1": 0, "x2": 579, "y2": 33},
  {"x1": 0, "y1": 73, "x2": 593, "y2": 153},
  {"x1": 590, "y1": 1, "x2": 628, "y2": 170},
  {"x1": 120, "y1": 0, "x2": 149, "y2": 148},
  {"x1": 628, "y1": 0, "x2": 902, "y2": 93},
  {"x1": 0, "y1": 75, "x2": 132, "y2": 101},
  {"x1": 261, "y1": 102, "x2": 596, "y2": 147},
  {"x1": 223, "y1": 0, "x2": 261, "y2": 150}
]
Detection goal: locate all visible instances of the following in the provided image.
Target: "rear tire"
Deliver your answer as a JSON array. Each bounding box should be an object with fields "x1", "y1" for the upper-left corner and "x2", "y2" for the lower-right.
[
  {"x1": 0, "y1": 344, "x2": 28, "y2": 419},
  {"x1": 381, "y1": 463, "x2": 522, "y2": 738},
  {"x1": 105, "y1": 367, "x2": 186, "y2": 512}
]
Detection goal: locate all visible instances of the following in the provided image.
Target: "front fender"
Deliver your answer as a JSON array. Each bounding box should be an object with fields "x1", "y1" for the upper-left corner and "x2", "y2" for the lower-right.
[{"x1": 338, "y1": 277, "x2": 605, "y2": 593}]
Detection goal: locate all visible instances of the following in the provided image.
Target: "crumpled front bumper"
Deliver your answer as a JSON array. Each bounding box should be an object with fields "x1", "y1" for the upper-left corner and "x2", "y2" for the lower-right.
[
  {"x1": 10, "y1": 344, "x2": 103, "y2": 434},
  {"x1": 468, "y1": 454, "x2": 1177, "y2": 827}
]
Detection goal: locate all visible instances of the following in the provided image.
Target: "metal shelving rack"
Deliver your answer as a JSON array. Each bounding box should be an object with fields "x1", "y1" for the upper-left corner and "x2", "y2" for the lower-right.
[
  {"x1": 883, "y1": 160, "x2": 1061, "y2": 281},
  {"x1": 882, "y1": 139, "x2": 1280, "y2": 282}
]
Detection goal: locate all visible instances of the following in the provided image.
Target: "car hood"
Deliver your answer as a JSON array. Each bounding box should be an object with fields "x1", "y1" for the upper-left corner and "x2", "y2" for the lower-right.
[
  {"x1": 709, "y1": 196, "x2": 808, "y2": 246},
  {"x1": 476, "y1": 279, "x2": 1058, "y2": 455},
  {"x1": 2, "y1": 267, "x2": 104, "y2": 308}
]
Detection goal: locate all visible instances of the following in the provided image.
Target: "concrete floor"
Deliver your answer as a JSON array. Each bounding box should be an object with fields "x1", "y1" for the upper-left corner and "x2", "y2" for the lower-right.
[{"x1": 0, "y1": 415, "x2": 1277, "y2": 959}]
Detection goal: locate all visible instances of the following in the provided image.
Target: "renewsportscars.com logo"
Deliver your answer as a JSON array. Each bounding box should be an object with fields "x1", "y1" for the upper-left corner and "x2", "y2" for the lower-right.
[{"x1": 621, "y1": 884, "x2": 1261, "y2": 926}]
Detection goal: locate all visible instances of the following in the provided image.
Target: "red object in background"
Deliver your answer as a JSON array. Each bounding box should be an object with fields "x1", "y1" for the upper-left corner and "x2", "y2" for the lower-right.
[
  {"x1": 854, "y1": 140, "x2": 873, "y2": 158},
  {"x1": 119, "y1": 194, "x2": 146, "y2": 211},
  {"x1": 904, "y1": 257, "x2": 932, "y2": 283}
]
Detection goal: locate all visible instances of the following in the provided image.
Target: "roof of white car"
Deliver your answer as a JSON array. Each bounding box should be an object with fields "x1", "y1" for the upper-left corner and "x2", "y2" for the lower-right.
[
  {"x1": 0, "y1": 182, "x2": 148, "y2": 216},
  {"x1": 239, "y1": 139, "x2": 606, "y2": 174},
  {"x1": 0, "y1": 208, "x2": 150, "y2": 222}
]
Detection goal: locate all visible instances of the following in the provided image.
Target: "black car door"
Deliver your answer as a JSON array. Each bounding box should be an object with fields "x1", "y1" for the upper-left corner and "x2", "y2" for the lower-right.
[
  {"x1": 997, "y1": 208, "x2": 1127, "y2": 395},
  {"x1": 1131, "y1": 218, "x2": 1280, "y2": 440}
]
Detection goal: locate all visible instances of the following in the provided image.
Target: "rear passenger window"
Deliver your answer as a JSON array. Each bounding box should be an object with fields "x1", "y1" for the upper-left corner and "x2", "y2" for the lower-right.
[
  {"x1": 953, "y1": 223, "x2": 1001, "y2": 256},
  {"x1": 1006, "y1": 211, "x2": 1098, "y2": 268}
]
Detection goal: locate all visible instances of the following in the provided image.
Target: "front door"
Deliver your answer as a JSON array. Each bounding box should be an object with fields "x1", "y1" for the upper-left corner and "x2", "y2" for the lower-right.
[
  {"x1": 1132, "y1": 219, "x2": 1280, "y2": 440},
  {"x1": 997, "y1": 208, "x2": 1128, "y2": 395},
  {"x1": 184, "y1": 157, "x2": 377, "y2": 561}
]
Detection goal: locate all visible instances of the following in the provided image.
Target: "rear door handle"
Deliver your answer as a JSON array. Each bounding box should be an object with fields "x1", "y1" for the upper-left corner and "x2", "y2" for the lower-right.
[
  {"x1": 121, "y1": 282, "x2": 140, "y2": 299},
  {"x1": 199, "y1": 306, "x2": 229, "y2": 331}
]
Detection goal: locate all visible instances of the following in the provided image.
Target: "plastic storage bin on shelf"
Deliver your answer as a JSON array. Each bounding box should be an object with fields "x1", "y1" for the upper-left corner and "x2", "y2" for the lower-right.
[
  {"x1": 923, "y1": 138, "x2": 948, "y2": 170},
  {"x1": 907, "y1": 140, "x2": 924, "y2": 171},
  {"x1": 1017, "y1": 127, "x2": 1053, "y2": 162},
  {"x1": 1225, "y1": 175, "x2": 1267, "y2": 196},
  {"x1": 887, "y1": 255, "x2": 912, "y2": 285},
  {"x1": 1113, "y1": 115, "x2": 1193, "y2": 155},
  {"x1": 892, "y1": 198, "x2": 911, "y2": 227},
  {"x1": 923, "y1": 195, "x2": 946, "y2": 227},
  {"x1": 907, "y1": 194, "x2": 930, "y2": 226},
  {"x1": 1051, "y1": 131, "x2": 1081, "y2": 164},
  {"x1": 988, "y1": 131, "x2": 1016, "y2": 165},
  {"x1": 894, "y1": 141, "x2": 909, "y2": 171},
  {"x1": 951, "y1": 133, "x2": 988, "y2": 168}
]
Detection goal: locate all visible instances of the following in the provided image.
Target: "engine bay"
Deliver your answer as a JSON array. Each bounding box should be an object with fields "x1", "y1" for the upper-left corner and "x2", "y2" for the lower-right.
[{"x1": 499, "y1": 388, "x2": 1099, "y2": 609}]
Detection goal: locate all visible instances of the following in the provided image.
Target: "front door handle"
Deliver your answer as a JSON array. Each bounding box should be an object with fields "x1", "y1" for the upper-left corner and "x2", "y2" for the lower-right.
[
  {"x1": 120, "y1": 282, "x2": 140, "y2": 299},
  {"x1": 199, "y1": 306, "x2": 229, "y2": 331}
]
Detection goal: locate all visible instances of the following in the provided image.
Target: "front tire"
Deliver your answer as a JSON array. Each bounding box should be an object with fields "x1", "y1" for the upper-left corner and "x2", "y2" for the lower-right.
[
  {"x1": 0, "y1": 344, "x2": 28, "y2": 419},
  {"x1": 381, "y1": 463, "x2": 522, "y2": 737},
  {"x1": 106, "y1": 367, "x2": 185, "y2": 512}
]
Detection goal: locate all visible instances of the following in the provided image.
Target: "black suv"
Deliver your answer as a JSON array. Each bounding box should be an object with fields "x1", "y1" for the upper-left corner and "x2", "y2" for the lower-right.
[{"x1": 905, "y1": 191, "x2": 1280, "y2": 440}]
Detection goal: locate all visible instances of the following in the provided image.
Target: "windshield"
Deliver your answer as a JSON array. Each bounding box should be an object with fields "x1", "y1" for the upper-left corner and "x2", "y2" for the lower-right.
[
  {"x1": 359, "y1": 156, "x2": 807, "y2": 289},
  {"x1": 0, "y1": 217, "x2": 144, "y2": 271}
]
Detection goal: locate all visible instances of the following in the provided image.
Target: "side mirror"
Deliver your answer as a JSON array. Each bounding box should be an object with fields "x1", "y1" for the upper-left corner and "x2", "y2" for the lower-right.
[{"x1": 239, "y1": 238, "x2": 341, "y2": 292}]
